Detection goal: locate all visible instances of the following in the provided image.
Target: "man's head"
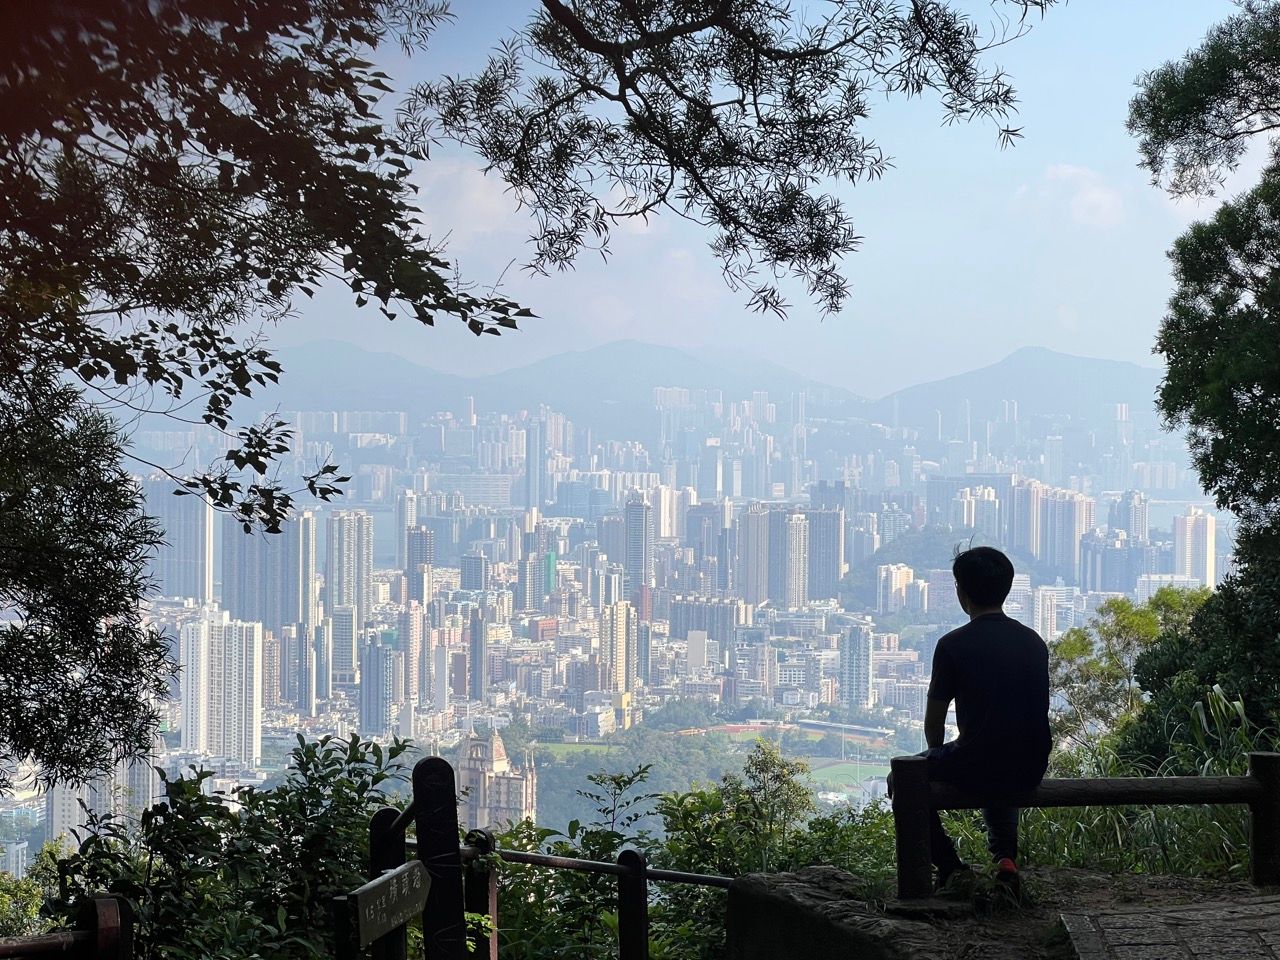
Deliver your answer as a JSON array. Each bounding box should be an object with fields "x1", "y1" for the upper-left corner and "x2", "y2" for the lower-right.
[{"x1": 952, "y1": 546, "x2": 1015, "y2": 614}]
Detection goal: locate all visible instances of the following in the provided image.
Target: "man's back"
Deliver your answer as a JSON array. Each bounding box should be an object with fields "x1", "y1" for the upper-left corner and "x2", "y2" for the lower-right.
[{"x1": 927, "y1": 612, "x2": 1051, "y2": 791}]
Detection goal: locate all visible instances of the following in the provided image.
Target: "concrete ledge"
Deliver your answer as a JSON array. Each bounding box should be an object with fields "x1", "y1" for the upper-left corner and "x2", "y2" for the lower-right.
[{"x1": 726, "y1": 866, "x2": 964, "y2": 960}]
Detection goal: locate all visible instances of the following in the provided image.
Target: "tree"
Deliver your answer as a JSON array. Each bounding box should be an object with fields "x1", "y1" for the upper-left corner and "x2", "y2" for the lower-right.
[
  {"x1": 416, "y1": 0, "x2": 1058, "y2": 318},
  {"x1": 0, "y1": 373, "x2": 171, "y2": 788},
  {"x1": 0, "y1": 0, "x2": 531, "y2": 532},
  {"x1": 1129, "y1": 0, "x2": 1280, "y2": 546},
  {"x1": 1049, "y1": 591, "x2": 1209, "y2": 751},
  {"x1": 1122, "y1": 0, "x2": 1280, "y2": 761}
]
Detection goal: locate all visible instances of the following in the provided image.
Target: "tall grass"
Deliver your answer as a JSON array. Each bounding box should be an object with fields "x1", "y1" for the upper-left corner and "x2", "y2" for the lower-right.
[{"x1": 948, "y1": 686, "x2": 1271, "y2": 879}]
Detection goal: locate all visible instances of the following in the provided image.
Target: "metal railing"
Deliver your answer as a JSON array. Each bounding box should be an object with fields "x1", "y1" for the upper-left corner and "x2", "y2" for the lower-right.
[
  {"x1": 0, "y1": 896, "x2": 132, "y2": 959},
  {"x1": 332, "y1": 755, "x2": 730, "y2": 960},
  {"x1": 889, "y1": 750, "x2": 1280, "y2": 899}
]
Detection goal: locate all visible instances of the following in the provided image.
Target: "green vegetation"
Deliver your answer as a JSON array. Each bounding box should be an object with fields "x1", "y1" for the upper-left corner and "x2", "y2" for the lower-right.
[{"x1": 49, "y1": 735, "x2": 409, "y2": 959}]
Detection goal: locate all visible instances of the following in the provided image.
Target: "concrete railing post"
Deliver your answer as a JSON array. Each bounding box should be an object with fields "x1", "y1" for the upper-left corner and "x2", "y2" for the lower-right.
[
  {"x1": 1249, "y1": 752, "x2": 1280, "y2": 885},
  {"x1": 890, "y1": 755, "x2": 933, "y2": 900}
]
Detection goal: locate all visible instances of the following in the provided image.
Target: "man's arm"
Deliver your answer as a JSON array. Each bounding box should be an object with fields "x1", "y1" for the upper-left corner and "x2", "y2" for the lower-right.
[{"x1": 924, "y1": 697, "x2": 950, "y2": 749}]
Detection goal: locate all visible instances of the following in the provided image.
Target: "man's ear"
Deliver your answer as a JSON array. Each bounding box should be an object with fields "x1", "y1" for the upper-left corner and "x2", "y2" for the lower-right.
[{"x1": 954, "y1": 584, "x2": 969, "y2": 614}]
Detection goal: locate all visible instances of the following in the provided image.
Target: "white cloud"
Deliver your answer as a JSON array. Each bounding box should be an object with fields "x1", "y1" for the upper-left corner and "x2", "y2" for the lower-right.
[{"x1": 1045, "y1": 164, "x2": 1126, "y2": 228}]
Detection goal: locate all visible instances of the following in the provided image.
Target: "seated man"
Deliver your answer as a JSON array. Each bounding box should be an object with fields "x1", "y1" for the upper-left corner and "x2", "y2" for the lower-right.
[{"x1": 923, "y1": 546, "x2": 1051, "y2": 890}]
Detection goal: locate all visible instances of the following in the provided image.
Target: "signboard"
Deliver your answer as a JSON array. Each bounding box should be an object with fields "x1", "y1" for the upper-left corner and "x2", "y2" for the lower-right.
[{"x1": 349, "y1": 860, "x2": 431, "y2": 948}]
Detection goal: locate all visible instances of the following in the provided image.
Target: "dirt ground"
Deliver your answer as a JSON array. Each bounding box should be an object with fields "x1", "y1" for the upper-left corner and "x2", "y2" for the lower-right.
[{"x1": 892, "y1": 866, "x2": 1265, "y2": 959}]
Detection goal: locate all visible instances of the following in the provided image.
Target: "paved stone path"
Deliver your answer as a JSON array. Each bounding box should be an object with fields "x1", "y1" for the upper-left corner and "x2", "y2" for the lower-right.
[{"x1": 1063, "y1": 897, "x2": 1280, "y2": 959}]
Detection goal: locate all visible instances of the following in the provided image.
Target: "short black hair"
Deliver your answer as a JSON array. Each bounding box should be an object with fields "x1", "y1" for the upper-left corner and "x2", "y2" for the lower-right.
[{"x1": 951, "y1": 546, "x2": 1015, "y2": 607}]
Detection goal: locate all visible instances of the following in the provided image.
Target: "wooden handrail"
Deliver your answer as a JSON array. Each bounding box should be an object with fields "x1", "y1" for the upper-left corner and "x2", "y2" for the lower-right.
[{"x1": 890, "y1": 751, "x2": 1280, "y2": 899}]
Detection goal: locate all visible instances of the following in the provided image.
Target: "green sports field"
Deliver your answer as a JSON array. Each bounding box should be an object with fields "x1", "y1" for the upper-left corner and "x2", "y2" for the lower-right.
[{"x1": 805, "y1": 758, "x2": 891, "y2": 787}]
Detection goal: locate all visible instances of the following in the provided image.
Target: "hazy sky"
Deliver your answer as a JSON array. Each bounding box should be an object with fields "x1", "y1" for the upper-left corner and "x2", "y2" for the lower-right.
[{"x1": 275, "y1": 0, "x2": 1255, "y2": 398}]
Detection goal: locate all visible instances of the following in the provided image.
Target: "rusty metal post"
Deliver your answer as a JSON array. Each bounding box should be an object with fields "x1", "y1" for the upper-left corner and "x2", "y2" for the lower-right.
[
  {"x1": 464, "y1": 829, "x2": 498, "y2": 960},
  {"x1": 415, "y1": 756, "x2": 467, "y2": 960},
  {"x1": 891, "y1": 755, "x2": 934, "y2": 900},
  {"x1": 1250, "y1": 752, "x2": 1280, "y2": 886},
  {"x1": 370, "y1": 806, "x2": 408, "y2": 960},
  {"x1": 617, "y1": 848, "x2": 649, "y2": 960}
]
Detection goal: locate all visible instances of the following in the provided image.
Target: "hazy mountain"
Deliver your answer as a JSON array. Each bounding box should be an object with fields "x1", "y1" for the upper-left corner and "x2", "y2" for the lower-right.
[
  {"x1": 264, "y1": 339, "x2": 858, "y2": 440},
  {"x1": 870, "y1": 346, "x2": 1165, "y2": 431}
]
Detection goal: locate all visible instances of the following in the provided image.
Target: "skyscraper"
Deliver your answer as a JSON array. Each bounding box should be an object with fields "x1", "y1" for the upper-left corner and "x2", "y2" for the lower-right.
[
  {"x1": 802, "y1": 507, "x2": 845, "y2": 600},
  {"x1": 525, "y1": 418, "x2": 545, "y2": 509},
  {"x1": 405, "y1": 525, "x2": 436, "y2": 603},
  {"x1": 359, "y1": 638, "x2": 399, "y2": 737},
  {"x1": 468, "y1": 607, "x2": 488, "y2": 700},
  {"x1": 181, "y1": 607, "x2": 263, "y2": 766},
  {"x1": 460, "y1": 552, "x2": 490, "y2": 591},
  {"x1": 329, "y1": 606, "x2": 359, "y2": 686},
  {"x1": 395, "y1": 489, "x2": 419, "y2": 570},
  {"x1": 1174, "y1": 506, "x2": 1216, "y2": 589},
  {"x1": 327, "y1": 510, "x2": 373, "y2": 629},
  {"x1": 1110, "y1": 490, "x2": 1150, "y2": 542},
  {"x1": 221, "y1": 509, "x2": 318, "y2": 639},
  {"x1": 142, "y1": 477, "x2": 213, "y2": 601},
  {"x1": 783, "y1": 512, "x2": 809, "y2": 609},
  {"x1": 599, "y1": 601, "x2": 638, "y2": 692},
  {"x1": 623, "y1": 496, "x2": 654, "y2": 600},
  {"x1": 840, "y1": 622, "x2": 873, "y2": 710}
]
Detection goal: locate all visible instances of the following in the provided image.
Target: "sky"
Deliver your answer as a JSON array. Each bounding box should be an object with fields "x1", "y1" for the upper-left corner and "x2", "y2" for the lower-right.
[{"x1": 274, "y1": 0, "x2": 1256, "y2": 398}]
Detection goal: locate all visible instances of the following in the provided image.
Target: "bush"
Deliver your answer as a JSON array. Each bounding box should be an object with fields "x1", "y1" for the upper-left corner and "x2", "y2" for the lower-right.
[{"x1": 52, "y1": 735, "x2": 409, "y2": 960}]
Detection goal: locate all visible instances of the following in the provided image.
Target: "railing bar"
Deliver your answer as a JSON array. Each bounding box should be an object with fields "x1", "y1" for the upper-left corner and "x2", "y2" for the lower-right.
[
  {"x1": 387, "y1": 799, "x2": 418, "y2": 837},
  {"x1": 0, "y1": 931, "x2": 91, "y2": 957},
  {"x1": 646, "y1": 868, "x2": 733, "y2": 888},
  {"x1": 407, "y1": 840, "x2": 732, "y2": 886}
]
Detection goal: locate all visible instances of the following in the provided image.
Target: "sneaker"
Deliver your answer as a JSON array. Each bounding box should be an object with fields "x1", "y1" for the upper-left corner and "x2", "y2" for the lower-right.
[
  {"x1": 994, "y1": 857, "x2": 1021, "y2": 898},
  {"x1": 935, "y1": 863, "x2": 976, "y2": 897}
]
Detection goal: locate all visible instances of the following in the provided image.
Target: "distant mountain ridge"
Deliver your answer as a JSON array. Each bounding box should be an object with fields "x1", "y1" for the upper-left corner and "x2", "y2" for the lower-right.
[
  {"x1": 871, "y1": 346, "x2": 1164, "y2": 429},
  {"x1": 262, "y1": 339, "x2": 857, "y2": 441},
  {"x1": 258, "y1": 339, "x2": 1164, "y2": 436}
]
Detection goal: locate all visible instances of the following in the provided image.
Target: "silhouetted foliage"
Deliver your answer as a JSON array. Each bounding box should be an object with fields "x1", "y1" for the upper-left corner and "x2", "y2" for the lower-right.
[
  {"x1": 0, "y1": 373, "x2": 170, "y2": 788},
  {"x1": 0, "y1": 0, "x2": 530, "y2": 532}
]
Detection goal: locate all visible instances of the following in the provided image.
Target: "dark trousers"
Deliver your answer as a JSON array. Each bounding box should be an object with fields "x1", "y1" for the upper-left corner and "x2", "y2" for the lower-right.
[
  {"x1": 916, "y1": 747, "x2": 1020, "y2": 872},
  {"x1": 930, "y1": 805, "x2": 1019, "y2": 873}
]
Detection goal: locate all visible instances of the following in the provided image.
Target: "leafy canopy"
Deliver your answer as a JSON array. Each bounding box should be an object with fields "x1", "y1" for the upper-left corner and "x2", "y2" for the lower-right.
[
  {"x1": 411, "y1": 0, "x2": 1058, "y2": 318},
  {"x1": 0, "y1": 0, "x2": 530, "y2": 532}
]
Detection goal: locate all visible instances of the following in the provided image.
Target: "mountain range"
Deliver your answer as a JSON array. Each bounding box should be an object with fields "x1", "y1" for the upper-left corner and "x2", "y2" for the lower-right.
[{"x1": 259, "y1": 339, "x2": 1165, "y2": 437}]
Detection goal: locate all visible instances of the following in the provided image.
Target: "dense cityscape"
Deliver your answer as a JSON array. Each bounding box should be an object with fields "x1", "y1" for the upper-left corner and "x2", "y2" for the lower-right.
[{"x1": 0, "y1": 348, "x2": 1226, "y2": 875}]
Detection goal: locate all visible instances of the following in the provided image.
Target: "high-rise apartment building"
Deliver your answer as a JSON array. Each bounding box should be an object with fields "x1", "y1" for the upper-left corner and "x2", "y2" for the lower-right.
[
  {"x1": 468, "y1": 607, "x2": 488, "y2": 700},
  {"x1": 1110, "y1": 490, "x2": 1150, "y2": 542},
  {"x1": 180, "y1": 607, "x2": 263, "y2": 766},
  {"x1": 736, "y1": 503, "x2": 770, "y2": 605},
  {"x1": 623, "y1": 496, "x2": 654, "y2": 600},
  {"x1": 802, "y1": 507, "x2": 845, "y2": 600},
  {"x1": 329, "y1": 606, "x2": 359, "y2": 686},
  {"x1": 876, "y1": 564, "x2": 915, "y2": 614},
  {"x1": 525, "y1": 418, "x2": 545, "y2": 509},
  {"x1": 599, "y1": 601, "x2": 638, "y2": 693},
  {"x1": 142, "y1": 477, "x2": 213, "y2": 601},
  {"x1": 839, "y1": 622, "x2": 873, "y2": 710},
  {"x1": 1040, "y1": 488, "x2": 1095, "y2": 584},
  {"x1": 405, "y1": 525, "x2": 436, "y2": 603},
  {"x1": 460, "y1": 552, "x2": 490, "y2": 591},
  {"x1": 783, "y1": 512, "x2": 809, "y2": 609},
  {"x1": 327, "y1": 510, "x2": 373, "y2": 629},
  {"x1": 221, "y1": 509, "x2": 318, "y2": 639},
  {"x1": 1174, "y1": 506, "x2": 1216, "y2": 589},
  {"x1": 359, "y1": 639, "x2": 400, "y2": 737}
]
